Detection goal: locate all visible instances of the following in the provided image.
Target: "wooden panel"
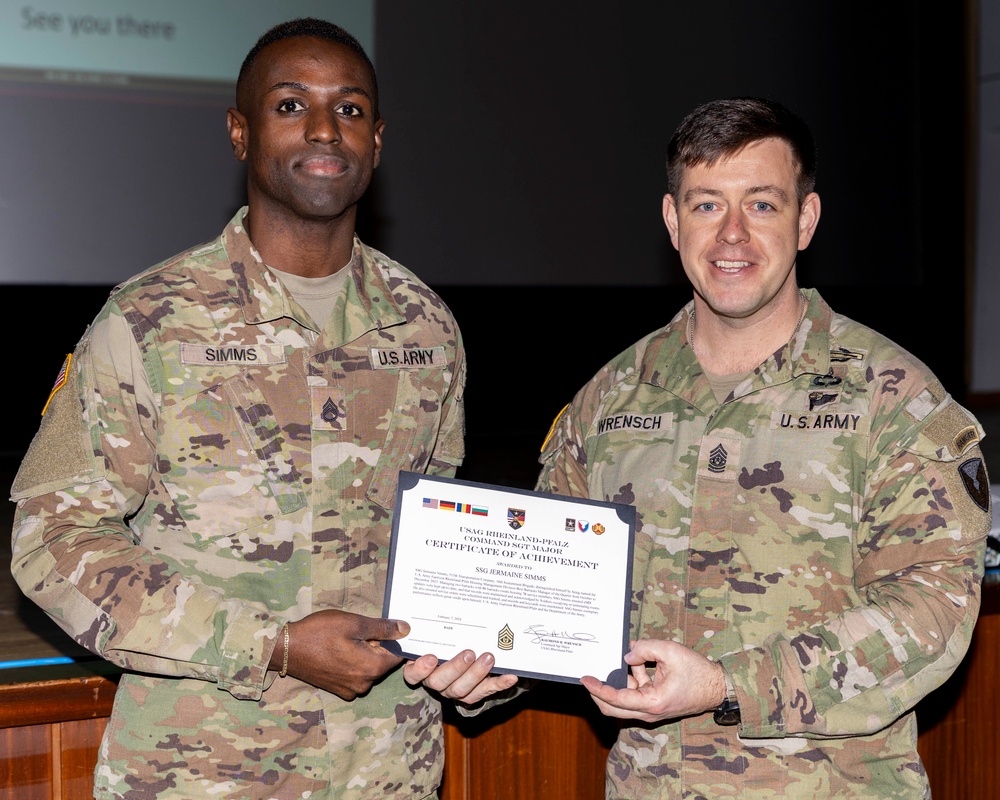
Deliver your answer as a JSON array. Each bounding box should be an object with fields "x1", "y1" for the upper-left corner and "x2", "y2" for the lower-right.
[
  {"x1": 0, "y1": 675, "x2": 118, "y2": 728},
  {"x1": 442, "y1": 717, "x2": 470, "y2": 800},
  {"x1": 0, "y1": 591, "x2": 997, "y2": 800},
  {"x1": 917, "y1": 611, "x2": 1000, "y2": 800},
  {"x1": 60, "y1": 717, "x2": 109, "y2": 800},
  {"x1": 441, "y1": 682, "x2": 614, "y2": 800},
  {"x1": 0, "y1": 723, "x2": 52, "y2": 800}
]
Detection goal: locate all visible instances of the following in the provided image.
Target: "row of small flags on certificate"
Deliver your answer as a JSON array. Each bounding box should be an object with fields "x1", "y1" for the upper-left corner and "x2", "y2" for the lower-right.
[{"x1": 423, "y1": 497, "x2": 488, "y2": 516}]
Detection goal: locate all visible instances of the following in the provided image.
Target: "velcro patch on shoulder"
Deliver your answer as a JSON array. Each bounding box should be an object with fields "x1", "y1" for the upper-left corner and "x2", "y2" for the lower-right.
[
  {"x1": 12, "y1": 364, "x2": 93, "y2": 499},
  {"x1": 904, "y1": 388, "x2": 939, "y2": 422},
  {"x1": 920, "y1": 401, "x2": 982, "y2": 458}
]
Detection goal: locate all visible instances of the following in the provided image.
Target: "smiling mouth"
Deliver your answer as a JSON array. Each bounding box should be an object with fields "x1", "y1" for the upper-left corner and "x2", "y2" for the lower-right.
[
  {"x1": 713, "y1": 260, "x2": 752, "y2": 272},
  {"x1": 299, "y1": 156, "x2": 348, "y2": 177}
]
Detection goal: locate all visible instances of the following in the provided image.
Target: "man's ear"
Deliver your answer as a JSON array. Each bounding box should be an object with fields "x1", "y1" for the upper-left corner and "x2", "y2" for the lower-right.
[
  {"x1": 227, "y1": 108, "x2": 249, "y2": 162},
  {"x1": 797, "y1": 192, "x2": 821, "y2": 250},
  {"x1": 372, "y1": 119, "x2": 385, "y2": 169},
  {"x1": 663, "y1": 194, "x2": 680, "y2": 250}
]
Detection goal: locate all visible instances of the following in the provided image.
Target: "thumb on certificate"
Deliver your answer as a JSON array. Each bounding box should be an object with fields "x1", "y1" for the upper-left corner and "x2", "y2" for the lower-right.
[
  {"x1": 355, "y1": 615, "x2": 410, "y2": 643},
  {"x1": 381, "y1": 618, "x2": 411, "y2": 641}
]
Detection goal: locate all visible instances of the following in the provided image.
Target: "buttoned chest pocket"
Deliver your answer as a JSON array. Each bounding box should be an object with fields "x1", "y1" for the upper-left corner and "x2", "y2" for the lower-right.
[
  {"x1": 721, "y1": 413, "x2": 869, "y2": 591},
  {"x1": 157, "y1": 372, "x2": 305, "y2": 542},
  {"x1": 322, "y1": 365, "x2": 447, "y2": 510},
  {"x1": 754, "y1": 411, "x2": 867, "y2": 508},
  {"x1": 590, "y1": 444, "x2": 695, "y2": 526}
]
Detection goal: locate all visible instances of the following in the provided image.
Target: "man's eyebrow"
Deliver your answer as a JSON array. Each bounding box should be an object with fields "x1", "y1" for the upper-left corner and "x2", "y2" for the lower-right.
[
  {"x1": 266, "y1": 81, "x2": 372, "y2": 101},
  {"x1": 746, "y1": 185, "x2": 790, "y2": 203},
  {"x1": 682, "y1": 185, "x2": 791, "y2": 204},
  {"x1": 682, "y1": 187, "x2": 723, "y2": 203}
]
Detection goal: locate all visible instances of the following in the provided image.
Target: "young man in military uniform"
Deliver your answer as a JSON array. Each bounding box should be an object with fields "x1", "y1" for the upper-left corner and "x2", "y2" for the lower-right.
[
  {"x1": 11, "y1": 18, "x2": 512, "y2": 799},
  {"x1": 537, "y1": 97, "x2": 991, "y2": 798}
]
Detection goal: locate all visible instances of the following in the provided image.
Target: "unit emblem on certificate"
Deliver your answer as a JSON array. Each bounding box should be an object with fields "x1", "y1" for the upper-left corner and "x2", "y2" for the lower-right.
[{"x1": 507, "y1": 508, "x2": 525, "y2": 529}]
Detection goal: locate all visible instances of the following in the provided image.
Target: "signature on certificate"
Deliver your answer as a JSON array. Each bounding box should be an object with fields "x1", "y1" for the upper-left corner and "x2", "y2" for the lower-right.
[{"x1": 524, "y1": 624, "x2": 598, "y2": 645}]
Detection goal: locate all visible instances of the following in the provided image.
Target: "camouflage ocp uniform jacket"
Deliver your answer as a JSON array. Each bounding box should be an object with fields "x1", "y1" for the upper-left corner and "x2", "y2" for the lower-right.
[
  {"x1": 537, "y1": 289, "x2": 990, "y2": 799},
  {"x1": 10, "y1": 209, "x2": 466, "y2": 800}
]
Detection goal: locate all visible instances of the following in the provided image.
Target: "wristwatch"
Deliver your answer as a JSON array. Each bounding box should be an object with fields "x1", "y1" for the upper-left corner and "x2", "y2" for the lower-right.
[
  {"x1": 713, "y1": 672, "x2": 741, "y2": 726},
  {"x1": 713, "y1": 697, "x2": 741, "y2": 726}
]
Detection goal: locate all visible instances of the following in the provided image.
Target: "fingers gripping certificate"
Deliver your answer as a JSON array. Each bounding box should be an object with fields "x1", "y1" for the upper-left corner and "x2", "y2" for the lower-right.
[{"x1": 382, "y1": 472, "x2": 636, "y2": 688}]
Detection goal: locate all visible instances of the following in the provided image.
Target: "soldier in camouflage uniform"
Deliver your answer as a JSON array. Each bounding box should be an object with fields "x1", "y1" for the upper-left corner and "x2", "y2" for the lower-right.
[
  {"x1": 10, "y1": 18, "x2": 513, "y2": 800},
  {"x1": 537, "y1": 98, "x2": 991, "y2": 798}
]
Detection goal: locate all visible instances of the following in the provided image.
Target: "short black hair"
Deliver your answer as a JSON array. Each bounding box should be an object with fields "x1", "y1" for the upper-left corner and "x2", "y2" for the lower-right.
[
  {"x1": 236, "y1": 17, "x2": 378, "y2": 117},
  {"x1": 667, "y1": 97, "x2": 816, "y2": 204}
]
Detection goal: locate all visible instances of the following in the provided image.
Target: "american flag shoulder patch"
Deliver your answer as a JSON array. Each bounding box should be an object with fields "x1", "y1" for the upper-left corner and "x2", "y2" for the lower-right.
[{"x1": 41, "y1": 353, "x2": 72, "y2": 416}]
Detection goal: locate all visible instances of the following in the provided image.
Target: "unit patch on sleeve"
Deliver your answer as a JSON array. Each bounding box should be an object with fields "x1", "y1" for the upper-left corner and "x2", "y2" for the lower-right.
[
  {"x1": 369, "y1": 346, "x2": 446, "y2": 369},
  {"x1": 959, "y1": 457, "x2": 990, "y2": 512}
]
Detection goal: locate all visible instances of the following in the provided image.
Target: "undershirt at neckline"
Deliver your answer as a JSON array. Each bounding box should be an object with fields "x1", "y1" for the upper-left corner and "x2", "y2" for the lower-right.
[
  {"x1": 267, "y1": 255, "x2": 355, "y2": 329},
  {"x1": 701, "y1": 365, "x2": 751, "y2": 405}
]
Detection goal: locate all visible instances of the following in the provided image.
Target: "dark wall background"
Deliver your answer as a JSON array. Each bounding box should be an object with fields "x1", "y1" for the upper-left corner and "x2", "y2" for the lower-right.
[
  {"x1": 369, "y1": 2, "x2": 943, "y2": 289},
  {"x1": 6, "y1": 1, "x2": 970, "y2": 489}
]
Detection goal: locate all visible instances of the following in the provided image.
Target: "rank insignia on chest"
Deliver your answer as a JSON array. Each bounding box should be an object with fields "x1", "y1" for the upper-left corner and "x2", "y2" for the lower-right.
[
  {"x1": 708, "y1": 444, "x2": 728, "y2": 473},
  {"x1": 697, "y1": 437, "x2": 742, "y2": 481},
  {"x1": 311, "y1": 386, "x2": 346, "y2": 431}
]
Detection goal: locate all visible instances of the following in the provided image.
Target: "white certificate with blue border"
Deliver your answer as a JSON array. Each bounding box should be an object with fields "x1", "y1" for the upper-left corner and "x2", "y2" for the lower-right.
[{"x1": 382, "y1": 472, "x2": 635, "y2": 688}]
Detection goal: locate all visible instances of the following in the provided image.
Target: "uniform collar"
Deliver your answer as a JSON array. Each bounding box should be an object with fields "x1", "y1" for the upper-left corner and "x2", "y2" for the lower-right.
[
  {"x1": 639, "y1": 288, "x2": 834, "y2": 407},
  {"x1": 220, "y1": 207, "x2": 405, "y2": 342}
]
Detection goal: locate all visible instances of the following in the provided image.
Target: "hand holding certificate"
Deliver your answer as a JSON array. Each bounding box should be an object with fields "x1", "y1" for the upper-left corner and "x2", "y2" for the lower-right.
[{"x1": 383, "y1": 472, "x2": 636, "y2": 688}]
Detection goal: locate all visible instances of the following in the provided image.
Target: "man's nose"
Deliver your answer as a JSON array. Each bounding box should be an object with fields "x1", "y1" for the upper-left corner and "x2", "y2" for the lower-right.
[
  {"x1": 307, "y1": 108, "x2": 341, "y2": 144},
  {"x1": 717, "y1": 210, "x2": 749, "y2": 244}
]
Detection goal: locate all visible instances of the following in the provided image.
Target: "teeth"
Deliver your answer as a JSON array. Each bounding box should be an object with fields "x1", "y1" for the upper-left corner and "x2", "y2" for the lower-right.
[{"x1": 714, "y1": 260, "x2": 750, "y2": 269}]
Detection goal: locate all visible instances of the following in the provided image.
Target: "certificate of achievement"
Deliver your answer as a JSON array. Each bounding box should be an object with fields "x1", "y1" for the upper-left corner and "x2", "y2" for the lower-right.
[{"x1": 382, "y1": 472, "x2": 636, "y2": 688}]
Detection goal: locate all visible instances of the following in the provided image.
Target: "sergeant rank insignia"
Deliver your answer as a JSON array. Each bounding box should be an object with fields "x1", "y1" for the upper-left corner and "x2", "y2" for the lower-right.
[
  {"x1": 708, "y1": 443, "x2": 728, "y2": 473},
  {"x1": 497, "y1": 624, "x2": 514, "y2": 651}
]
